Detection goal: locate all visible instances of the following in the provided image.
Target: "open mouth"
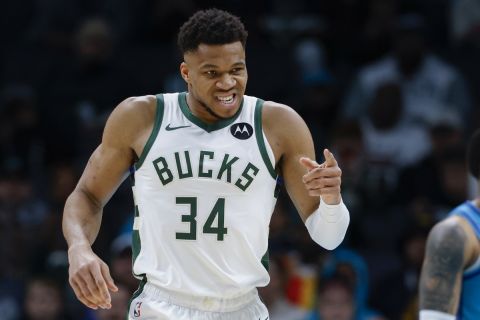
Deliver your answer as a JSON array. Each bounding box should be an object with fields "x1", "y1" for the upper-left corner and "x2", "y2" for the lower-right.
[{"x1": 216, "y1": 94, "x2": 236, "y2": 105}]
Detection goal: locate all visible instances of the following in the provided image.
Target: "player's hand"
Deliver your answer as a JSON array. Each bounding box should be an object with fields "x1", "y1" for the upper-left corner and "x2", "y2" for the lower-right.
[
  {"x1": 67, "y1": 244, "x2": 118, "y2": 310},
  {"x1": 299, "y1": 148, "x2": 342, "y2": 205}
]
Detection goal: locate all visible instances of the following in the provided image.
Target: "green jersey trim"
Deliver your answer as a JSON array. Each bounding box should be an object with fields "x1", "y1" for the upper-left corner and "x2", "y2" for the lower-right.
[
  {"x1": 134, "y1": 94, "x2": 164, "y2": 170},
  {"x1": 131, "y1": 206, "x2": 141, "y2": 272},
  {"x1": 261, "y1": 250, "x2": 269, "y2": 271},
  {"x1": 178, "y1": 92, "x2": 243, "y2": 133},
  {"x1": 126, "y1": 275, "x2": 147, "y2": 320},
  {"x1": 254, "y1": 99, "x2": 277, "y2": 179}
]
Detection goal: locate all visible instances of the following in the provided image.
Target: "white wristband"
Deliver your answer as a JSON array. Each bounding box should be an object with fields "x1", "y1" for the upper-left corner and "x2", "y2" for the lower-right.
[
  {"x1": 305, "y1": 198, "x2": 350, "y2": 250},
  {"x1": 419, "y1": 310, "x2": 456, "y2": 320}
]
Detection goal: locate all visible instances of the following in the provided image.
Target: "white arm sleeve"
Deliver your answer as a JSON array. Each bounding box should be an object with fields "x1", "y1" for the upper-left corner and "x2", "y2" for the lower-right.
[
  {"x1": 305, "y1": 198, "x2": 350, "y2": 250},
  {"x1": 419, "y1": 310, "x2": 456, "y2": 320}
]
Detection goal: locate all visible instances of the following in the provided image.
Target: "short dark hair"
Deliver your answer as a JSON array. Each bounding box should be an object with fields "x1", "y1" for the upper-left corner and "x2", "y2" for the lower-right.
[
  {"x1": 467, "y1": 129, "x2": 480, "y2": 179},
  {"x1": 317, "y1": 275, "x2": 354, "y2": 297},
  {"x1": 177, "y1": 8, "x2": 248, "y2": 54}
]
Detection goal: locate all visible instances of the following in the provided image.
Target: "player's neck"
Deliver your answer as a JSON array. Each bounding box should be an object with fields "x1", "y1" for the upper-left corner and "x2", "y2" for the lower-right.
[{"x1": 185, "y1": 92, "x2": 234, "y2": 124}]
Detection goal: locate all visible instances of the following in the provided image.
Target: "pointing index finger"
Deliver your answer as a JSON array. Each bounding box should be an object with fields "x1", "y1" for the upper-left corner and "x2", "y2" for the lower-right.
[{"x1": 324, "y1": 149, "x2": 338, "y2": 167}]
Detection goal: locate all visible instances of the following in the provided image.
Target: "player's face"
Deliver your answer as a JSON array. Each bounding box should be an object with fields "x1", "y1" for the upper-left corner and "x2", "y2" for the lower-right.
[{"x1": 180, "y1": 41, "x2": 248, "y2": 123}]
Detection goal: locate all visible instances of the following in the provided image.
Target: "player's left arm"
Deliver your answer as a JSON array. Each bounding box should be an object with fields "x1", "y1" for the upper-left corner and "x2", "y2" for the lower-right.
[
  {"x1": 262, "y1": 101, "x2": 349, "y2": 250},
  {"x1": 419, "y1": 218, "x2": 474, "y2": 319}
]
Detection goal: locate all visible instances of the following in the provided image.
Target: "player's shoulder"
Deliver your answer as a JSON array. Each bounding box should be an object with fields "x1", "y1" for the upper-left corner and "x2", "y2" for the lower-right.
[
  {"x1": 260, "y1": 100, "x2": 312, "y2": 156},
  {"x1": 104, "y1": 95, "x2": 157, "y2": 140},
  {"x1": 426, "y1": 215, "x2": 480, "y2": 268},
  {"x1": 427, "y1": 217, "x2": 468, "y2": 248},
  {"x1": 109, "y1": 95, "x2": 157, "y2": 125},
  {"x1": 115, "y1": 95, "x2": 157, "y2": 117},
  {"x1": 262, "y1": 100, "x2": 295, "y2": 114},
  {"x1": 261, "y1": 100, "x2": 305, "y2": 129}
]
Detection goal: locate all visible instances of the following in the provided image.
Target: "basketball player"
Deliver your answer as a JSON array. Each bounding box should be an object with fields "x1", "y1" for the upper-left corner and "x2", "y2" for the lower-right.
[
  {"x1": 419, "y1": 129, "x2": 480, "y2": 320},
  {"x1": 63, "y1": 9, "x2": 350, "y2": 319}
]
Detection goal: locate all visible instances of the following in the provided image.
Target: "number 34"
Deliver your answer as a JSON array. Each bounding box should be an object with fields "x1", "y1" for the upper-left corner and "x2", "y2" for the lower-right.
[{"x1": 175, "y1": 197, "x2": 228, "y2": 241}]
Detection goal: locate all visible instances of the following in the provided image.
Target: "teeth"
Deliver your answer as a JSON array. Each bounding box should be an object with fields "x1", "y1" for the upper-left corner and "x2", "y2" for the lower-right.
[{"x1": 217, "y1": 95, "x2": 234, "y2": 103}]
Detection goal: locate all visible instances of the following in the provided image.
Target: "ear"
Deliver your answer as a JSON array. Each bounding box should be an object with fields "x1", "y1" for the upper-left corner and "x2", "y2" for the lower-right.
[{"x1": 180, "y1": 62, "x2": 189, "y2": 83}]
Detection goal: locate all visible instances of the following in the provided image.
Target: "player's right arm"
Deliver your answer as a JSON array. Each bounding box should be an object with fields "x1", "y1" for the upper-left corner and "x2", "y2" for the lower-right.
[
  {"x1": 262, "y1": 101, "x2": 349, "y2": 250},
  {"x1": 62, "y1": 95, "x2": 156, "y2": 310},
  {"x1": 419, "y1": 217, "x2": 476, "y2": 319}
]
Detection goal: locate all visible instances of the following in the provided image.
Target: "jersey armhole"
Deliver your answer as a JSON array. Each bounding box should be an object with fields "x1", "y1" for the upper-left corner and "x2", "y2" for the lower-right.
[
  {"x1": 254, "y1": 99, "x2": 277, "y2": 179},
  {"x1": 465, "y1": 255, "x2": 480, "y2": 275},
  {"x1": 134, "y1": 94, "x2": 165, "y2": 169}
]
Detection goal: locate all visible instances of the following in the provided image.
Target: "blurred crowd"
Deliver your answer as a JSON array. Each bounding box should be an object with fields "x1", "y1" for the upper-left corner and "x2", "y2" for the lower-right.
[{"x1": 1, "y1": 0, "x2": 479, "y2": 319}]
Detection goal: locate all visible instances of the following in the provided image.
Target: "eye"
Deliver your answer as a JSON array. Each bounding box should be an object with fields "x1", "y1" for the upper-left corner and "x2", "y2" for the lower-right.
[
  {"x1": 231, "y1": 68, "x2": 244, "y2": 75},
  {"x1": 206, "y1": 70, "x2": 217, "y2": 77}
]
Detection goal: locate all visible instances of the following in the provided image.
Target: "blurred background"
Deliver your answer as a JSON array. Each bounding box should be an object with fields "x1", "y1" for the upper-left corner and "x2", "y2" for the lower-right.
[{"x1": 1, "y1": 0, "x2": 479, "y2": 319}]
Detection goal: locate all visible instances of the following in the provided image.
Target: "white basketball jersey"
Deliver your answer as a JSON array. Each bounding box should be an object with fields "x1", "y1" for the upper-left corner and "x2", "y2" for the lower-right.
[{"x1": 131, "y1": 92, "x2": 278, "y2": 298}]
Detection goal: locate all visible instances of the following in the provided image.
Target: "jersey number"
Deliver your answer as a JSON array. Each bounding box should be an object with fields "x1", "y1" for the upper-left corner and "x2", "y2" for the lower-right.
[{"x1": 175, "y1": 197, "x2": 228, "y2": 241}]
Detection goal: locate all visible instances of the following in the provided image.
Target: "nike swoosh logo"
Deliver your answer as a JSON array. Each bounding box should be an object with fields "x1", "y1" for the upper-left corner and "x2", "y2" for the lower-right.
[{"x1": 165, "y1": 124, "x2": 191, "y2": 131}]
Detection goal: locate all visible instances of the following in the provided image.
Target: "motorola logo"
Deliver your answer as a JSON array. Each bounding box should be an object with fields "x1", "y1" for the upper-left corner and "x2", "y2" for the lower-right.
[{"x1": 230, "y1": 123, "x2": 253, "y2": 140}]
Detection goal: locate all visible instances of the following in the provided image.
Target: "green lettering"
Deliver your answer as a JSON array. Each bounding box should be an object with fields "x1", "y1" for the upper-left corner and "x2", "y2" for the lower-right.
[
  {"x1": 199, "y1": 151, "x2": 214, "y2": 178},
  {"x1": 235, "y1": 163, "x2": 259, "y2": 191},
  {"x1": 174, "y1": 151, "x2": 193, "y2": 179},
  {"x1": 203, "y1": 198, "x2": 227, "y2": 241},
  {"x1": 217, "y1": 154, "x2": 239, "y2": 182},
  {"x1": 175, "y1": 197, "x2": 197, "y2": 240},
  {"x1": 153, "y1": 157, "x2": 174, "y2": 185}
]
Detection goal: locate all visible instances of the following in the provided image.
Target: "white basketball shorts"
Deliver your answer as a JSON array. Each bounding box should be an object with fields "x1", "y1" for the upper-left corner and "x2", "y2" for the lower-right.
[{"x1": 127, "y1": 282, "x2": 269, "y2": 320}]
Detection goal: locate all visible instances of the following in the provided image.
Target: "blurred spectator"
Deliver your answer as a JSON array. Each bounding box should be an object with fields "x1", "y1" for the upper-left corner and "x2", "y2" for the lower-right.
[
  {"x1": 268, "y1": 197, "x2": 298, "y2": 254},
  {"x1": 316, "y1": 276, "x2": 356, "y2": 320},
  {"x1": 451, "y1": 0, "x2": 480, "y2": 46},
  {"x1": 0, "y1": 271, "x2": 22, "y2": 320},
  {"x1": 357, "y1": 0, "x2": 398, "y2": 63},
  {"x1": 361, "y1": 82, "x2": 431, "y2": 169},
  {"x1": 343, "y1": 13, "x2": 472, "y2": 129},
  {"x1": 110, "y1": 233, "x2": 138, "y2": 295},
  {"x1": 370, "y1": 227, "x2": 429, "y2": 320},
  {"x1": 292, "y1": 38, "x2": 340, "y2": 150},
  {"x1": 28, "y1": 163, "x2": 78, "y2": 279},
  {"x1": 0, "y1": 84, "x2": 44, "y2": 179},
  {"x1": 26, "y1": 0, "x2": 85, "y2": 50},
  {"x1": 42, "y1": 17, "x2": 134, "y2": 164},
  {"x1": 397, "y1": 143, "x2": 469, "y2": 223},
  {"x1": 314, "y1": 0, "x2": 365, "y2": 71},
  {"x1": 328, "y1": 120, "x2": 367, "y2": 246},
  {"x1": 450, "y1": 0, "x2": 480, "y2": 132},
  {"x1": 356, "y1": 81, "x2": 430, "y2": 214},
  {"x1": 330, "y1": 121, "x2": 365, "y2": 207},
  {"x1": 313, "y1": 249, "x2": 385, "y2": 320},
  {"x1": 0, "y1": 170, "x2": 49, "y2": 276},
  {"x1": 293, "y1": 38, "x2": 331, "y2": 86},
  {"x1": 22, "y1": 276, "x2": 71, "y2": 320}
]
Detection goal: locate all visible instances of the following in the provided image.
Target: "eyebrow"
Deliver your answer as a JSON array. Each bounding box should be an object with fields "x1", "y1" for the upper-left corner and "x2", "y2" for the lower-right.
[{"x1": 200, "y1": 62, "x2": 246, "y2": 70}]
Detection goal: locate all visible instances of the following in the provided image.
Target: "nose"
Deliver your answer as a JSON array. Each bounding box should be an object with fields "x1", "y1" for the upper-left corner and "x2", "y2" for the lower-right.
[{"x1": 216, "y1": 74, "x2": 236, "y2": 90}]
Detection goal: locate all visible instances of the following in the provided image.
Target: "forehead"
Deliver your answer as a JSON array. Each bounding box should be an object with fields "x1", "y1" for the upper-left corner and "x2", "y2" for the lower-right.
[{"x1": 184, "y1": 41, "x2": 245, "y2": 67}]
